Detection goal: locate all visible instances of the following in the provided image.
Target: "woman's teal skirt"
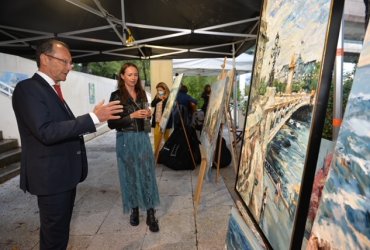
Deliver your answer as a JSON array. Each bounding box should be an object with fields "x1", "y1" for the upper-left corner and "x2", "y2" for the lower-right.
[{"x1": 116, "y1": 131, "x2": 160, "y2": 213}]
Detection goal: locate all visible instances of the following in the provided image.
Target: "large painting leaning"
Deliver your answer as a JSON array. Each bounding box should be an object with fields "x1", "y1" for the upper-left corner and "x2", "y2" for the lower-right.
[
  {"x1": 307, "y1": 23, "x2": 370, "y2": 250},
  {"x1": 235, "y1": 0, "x2": 343, "y2": 248}
]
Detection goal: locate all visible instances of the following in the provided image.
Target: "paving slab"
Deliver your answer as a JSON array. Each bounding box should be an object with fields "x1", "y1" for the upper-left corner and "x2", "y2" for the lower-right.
[{"x1": 0, "y1": 130, "x2": 240, "y2": 249}]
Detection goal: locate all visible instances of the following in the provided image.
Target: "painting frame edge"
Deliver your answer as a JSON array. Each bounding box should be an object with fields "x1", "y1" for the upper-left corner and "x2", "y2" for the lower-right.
[{"x1": 289, "y1": 0, "x2": 345, "y2": 248}]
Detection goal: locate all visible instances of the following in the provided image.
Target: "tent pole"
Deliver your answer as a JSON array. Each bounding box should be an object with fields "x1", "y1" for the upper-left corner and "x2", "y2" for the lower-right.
[
  {"x1": 121, "y1": 0, "x2": 126, "y2": 41},
  {"x1": 232, "y1": 44, "x2": 238, "y2": 128},
  {"x1": 333, "y1": 17, "x2": 344, "y2": 140}
]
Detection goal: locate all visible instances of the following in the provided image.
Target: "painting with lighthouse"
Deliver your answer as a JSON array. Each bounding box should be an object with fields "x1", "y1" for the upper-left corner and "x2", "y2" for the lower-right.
[{"x1": 235, "y1": 0, "x2": 344, "y2": 248}]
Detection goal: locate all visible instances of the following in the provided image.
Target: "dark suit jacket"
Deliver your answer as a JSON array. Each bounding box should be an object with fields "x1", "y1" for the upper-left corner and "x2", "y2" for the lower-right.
[{"x1": 12, "y1": 73, "x2": 96, "y2": 196}]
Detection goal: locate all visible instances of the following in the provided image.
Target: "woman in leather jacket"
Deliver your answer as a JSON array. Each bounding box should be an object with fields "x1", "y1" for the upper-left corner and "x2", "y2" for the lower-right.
[{"x1": 107, "y1": 63, "x2": 160, "y2": 232}]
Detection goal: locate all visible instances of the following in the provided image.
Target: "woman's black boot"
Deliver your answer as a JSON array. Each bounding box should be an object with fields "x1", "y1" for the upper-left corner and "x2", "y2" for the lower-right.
[
  {"x1": 146, "y1": 208, "x2": 159, "y2": 232},
  {"x1": 130, "y1": 207, "x2": 139, "y2": 226}
]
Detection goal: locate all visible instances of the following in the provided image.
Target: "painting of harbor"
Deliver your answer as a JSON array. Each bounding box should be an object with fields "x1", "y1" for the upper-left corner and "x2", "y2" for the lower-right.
[
  {"x1": 235, "y1": 0, "x2": 337, "y2": 248},
  {"x1": 307, "y1": 24, "x2": 370, "y2": 250}
]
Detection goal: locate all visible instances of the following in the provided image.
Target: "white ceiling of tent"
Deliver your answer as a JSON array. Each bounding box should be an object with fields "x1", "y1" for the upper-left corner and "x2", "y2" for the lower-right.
[{"x1": 172, "y1": 53, "x2": 254, "y2": 76}]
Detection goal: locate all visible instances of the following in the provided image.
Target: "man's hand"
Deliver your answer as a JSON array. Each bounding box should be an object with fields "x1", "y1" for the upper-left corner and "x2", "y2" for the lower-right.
[{"x1": 93, "y1": 100, "x2": 123, "y2": 122}]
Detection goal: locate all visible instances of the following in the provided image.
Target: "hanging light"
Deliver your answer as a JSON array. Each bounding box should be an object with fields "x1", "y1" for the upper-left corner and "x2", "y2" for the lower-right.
[{"x1": 124, "y1": 27, "x2": 135, "y2": 46}]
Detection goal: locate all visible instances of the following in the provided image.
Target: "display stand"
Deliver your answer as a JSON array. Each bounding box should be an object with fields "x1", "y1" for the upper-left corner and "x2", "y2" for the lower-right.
[
  {"x1": 176, "y1": 102, "x2": 197, "y2": 169},
  {"x1": 194, "y1": 145, "x2": 207, "y2": 211},
  {"x1": 213, "y1": 124, "x2": 224, "y2": 182},
  {"x1": 154, "y1": 131, "x2": 163, "y2": 162},
  {"x1": 194, "y1": 59, "x2": 238, "y2": 209}
]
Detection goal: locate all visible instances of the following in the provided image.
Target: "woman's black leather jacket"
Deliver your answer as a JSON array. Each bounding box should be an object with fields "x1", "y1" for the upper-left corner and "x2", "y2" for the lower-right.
[{"x1": 107, "y1": 90, "x2": 145, "y2": 132}]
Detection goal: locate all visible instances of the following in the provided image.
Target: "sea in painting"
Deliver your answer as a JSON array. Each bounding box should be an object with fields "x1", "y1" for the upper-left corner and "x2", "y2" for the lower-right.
[
  {"x1": 235, "y1": 0, "x2": 335, "y2": 248},
  {"x1": 302, "y1": 139, "x2": 335, "y2": 249},
  {"x1": 226, "y1": 207, "x2": 265, "y2": 250},
  {"x1": 308, "y1": 26, "x2": 370, "y2": 249}
]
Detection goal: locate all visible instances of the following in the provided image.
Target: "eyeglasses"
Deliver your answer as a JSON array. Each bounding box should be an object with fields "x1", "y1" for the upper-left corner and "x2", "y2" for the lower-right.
[{"x1": 44, "y1": 54, "x2": 74, "y2": 67}]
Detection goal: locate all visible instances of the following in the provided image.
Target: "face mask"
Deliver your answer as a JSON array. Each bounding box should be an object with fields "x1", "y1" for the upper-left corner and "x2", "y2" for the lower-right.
[{"x1": 158, "y1": 90, "x2": 164, "y2": 96}]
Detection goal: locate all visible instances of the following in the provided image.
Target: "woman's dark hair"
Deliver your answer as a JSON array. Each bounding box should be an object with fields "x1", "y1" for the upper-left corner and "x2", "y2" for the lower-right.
[
  {"x1": 202, "y1": 84, "x2": 211, "y2": 94},
  {"x1": 117, "y1": 63, "x2": 147, "y2": 102},
  {"x1": 179, "y1": 85, "x2": 188, "y2": 93},
  {"x1": 35, "y1": 39, "x2": 70, "y2": 67}
]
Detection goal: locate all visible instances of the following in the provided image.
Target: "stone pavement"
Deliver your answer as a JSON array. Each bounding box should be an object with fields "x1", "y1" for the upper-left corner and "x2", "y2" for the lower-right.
[{"x1": 0, "y1": 130, "x2": 235, "y2": 250}]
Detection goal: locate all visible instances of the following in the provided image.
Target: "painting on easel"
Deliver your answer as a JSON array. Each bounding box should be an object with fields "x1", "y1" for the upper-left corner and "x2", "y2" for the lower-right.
[
  {"x1": 200, "y1": 76, "x2": 229, "y2": 172},
  {"x1": 159, "y1": 73, "x2": 183, "y2": 132},
  {"x1": 307, "y1": 23, "x2": 370, "y2": 250},
  {"x1": 234, "y1": 0, "x2": 344, "y2": 248}
]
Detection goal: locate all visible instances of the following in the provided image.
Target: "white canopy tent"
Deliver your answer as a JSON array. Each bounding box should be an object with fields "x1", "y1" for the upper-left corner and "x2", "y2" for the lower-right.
[
  {"x1": 172, "y1": 53, "x2": 254, "y2": 76},
  {"x1": 172, "y1": 53, "x2": 254, "y2": 128}
]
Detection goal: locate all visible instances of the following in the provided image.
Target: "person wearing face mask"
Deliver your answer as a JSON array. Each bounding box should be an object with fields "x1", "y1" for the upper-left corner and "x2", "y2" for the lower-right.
[{"x1": 151, "y1": 82, "x2": 172, "y2": 156}]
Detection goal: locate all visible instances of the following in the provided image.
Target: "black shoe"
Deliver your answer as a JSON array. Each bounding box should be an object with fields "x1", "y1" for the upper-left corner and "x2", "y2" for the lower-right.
[
  {"x1": 146, "y1": 208, "x2": 159, "y2": 232},
  {"x1": 130, "y1": 207, "x2": 139, "y2": 226}
]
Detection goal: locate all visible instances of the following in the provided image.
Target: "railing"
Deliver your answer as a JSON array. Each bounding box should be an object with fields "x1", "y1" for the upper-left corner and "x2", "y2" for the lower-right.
[{"x1": 0, "y1": 81, "x2": 14, "y2": 97}]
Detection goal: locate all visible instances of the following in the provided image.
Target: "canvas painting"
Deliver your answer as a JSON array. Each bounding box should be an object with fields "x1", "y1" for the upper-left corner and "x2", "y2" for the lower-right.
[
  {"x1": 235, "y1": 0, "x2": 343, "y2": 248},
  {"x1": 307, "y1": 24, "x2": 370, "y2": 250},
  {"x1": 226, "y1": 207, "x2": 265, "y2": 250},
  {"x1": 302, "y1": 138, "x2": 335, "y2": 248},
  {"x1": 0, "y1": 71, "x2": 28, "y2": 95},
  {"x1": 159, "y1": 73, "x2": 183, "y2": 132},
  {"x1": 200, "y1": 77, "x2": 229, "y2": 171},
  {"x1": 88, "y1": 82, "x2": 96, "y2": 104}
]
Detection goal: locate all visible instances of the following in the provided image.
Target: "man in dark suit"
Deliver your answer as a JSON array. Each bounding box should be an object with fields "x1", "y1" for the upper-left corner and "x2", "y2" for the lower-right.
[{"x1": 12, "y1": 39, "x2": 123, "y2": 250}]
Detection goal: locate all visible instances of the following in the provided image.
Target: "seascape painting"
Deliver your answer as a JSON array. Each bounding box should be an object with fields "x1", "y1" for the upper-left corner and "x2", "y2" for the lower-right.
[
  {"x1": 200, "y1": 77, "x2": 229, "y2": 172},
  {"x1": 307, "y1": 24, "x2": 370, "y2": 250},
  {"x1": 159, "y1": 73, "x2": 183, "y2": 132},
  {"x1": 235, "y1": 0, "x2": 342, "y2": 248},
  {"x1": 226, "y1": 207, "x2": 265, "y2": 250}
]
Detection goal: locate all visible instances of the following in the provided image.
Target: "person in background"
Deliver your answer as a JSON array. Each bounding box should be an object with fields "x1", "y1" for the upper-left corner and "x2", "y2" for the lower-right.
[
  {"x1": 12, "y1": 39, "x2": 123, "y2": 250},
  {"x1": 107, "y1": 63, "x2": 160, "y2": 232},
  {"x1": 175, "y1": 84, "x2": 198, "y2": 127},
  {"x1": 151, "y1": 82, "x2": 172, "y2": 156},
  {"x1": 201, "y1": 84, "x2": 211, "y2": 113}
]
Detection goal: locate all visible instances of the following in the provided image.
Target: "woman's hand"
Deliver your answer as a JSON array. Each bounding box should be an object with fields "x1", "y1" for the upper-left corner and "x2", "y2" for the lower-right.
[{"x1": 130, "y1": 109, "x2": 152, "y2": 119}]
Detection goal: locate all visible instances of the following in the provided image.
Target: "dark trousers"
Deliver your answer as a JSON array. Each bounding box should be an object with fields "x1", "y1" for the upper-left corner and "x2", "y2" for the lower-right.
[{"x1": 37, "y1": 188, "x2": 76, "y2": 250}]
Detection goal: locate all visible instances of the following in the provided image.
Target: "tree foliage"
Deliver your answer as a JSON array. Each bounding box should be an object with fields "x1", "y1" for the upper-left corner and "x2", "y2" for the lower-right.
[
  {"x1": 74, "y1": 60, "x2": 151, "y2": 86},
  {"x1": 181, "y1": 75, "x2": 217, "y2": 108},
  {"x1": 322, "y1": 68, "x2": 355, "y2": 140}
]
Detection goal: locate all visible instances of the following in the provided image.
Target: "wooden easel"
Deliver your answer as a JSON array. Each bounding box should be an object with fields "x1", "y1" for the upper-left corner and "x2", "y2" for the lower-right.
[
  {"x1": 214, "y1": 68, "x2": 239, "y2": 182},
  {"x1": 194, "y1": 58, "x2": 239, "y2": 210},
  {"x1": 155, "y1": 73, "x2": 183, "y2": 163},
  {"x1": 175, "y1": 102, "x2": 198, "y2": 169},
  {"x1": 154, "y1": 131, "x2": 164, "y2": 162}
]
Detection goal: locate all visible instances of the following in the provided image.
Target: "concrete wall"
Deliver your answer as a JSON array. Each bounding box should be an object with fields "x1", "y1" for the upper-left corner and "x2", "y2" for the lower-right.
[{"x1": 0, "y1": 53, "x2": 116, "y2": 142}]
